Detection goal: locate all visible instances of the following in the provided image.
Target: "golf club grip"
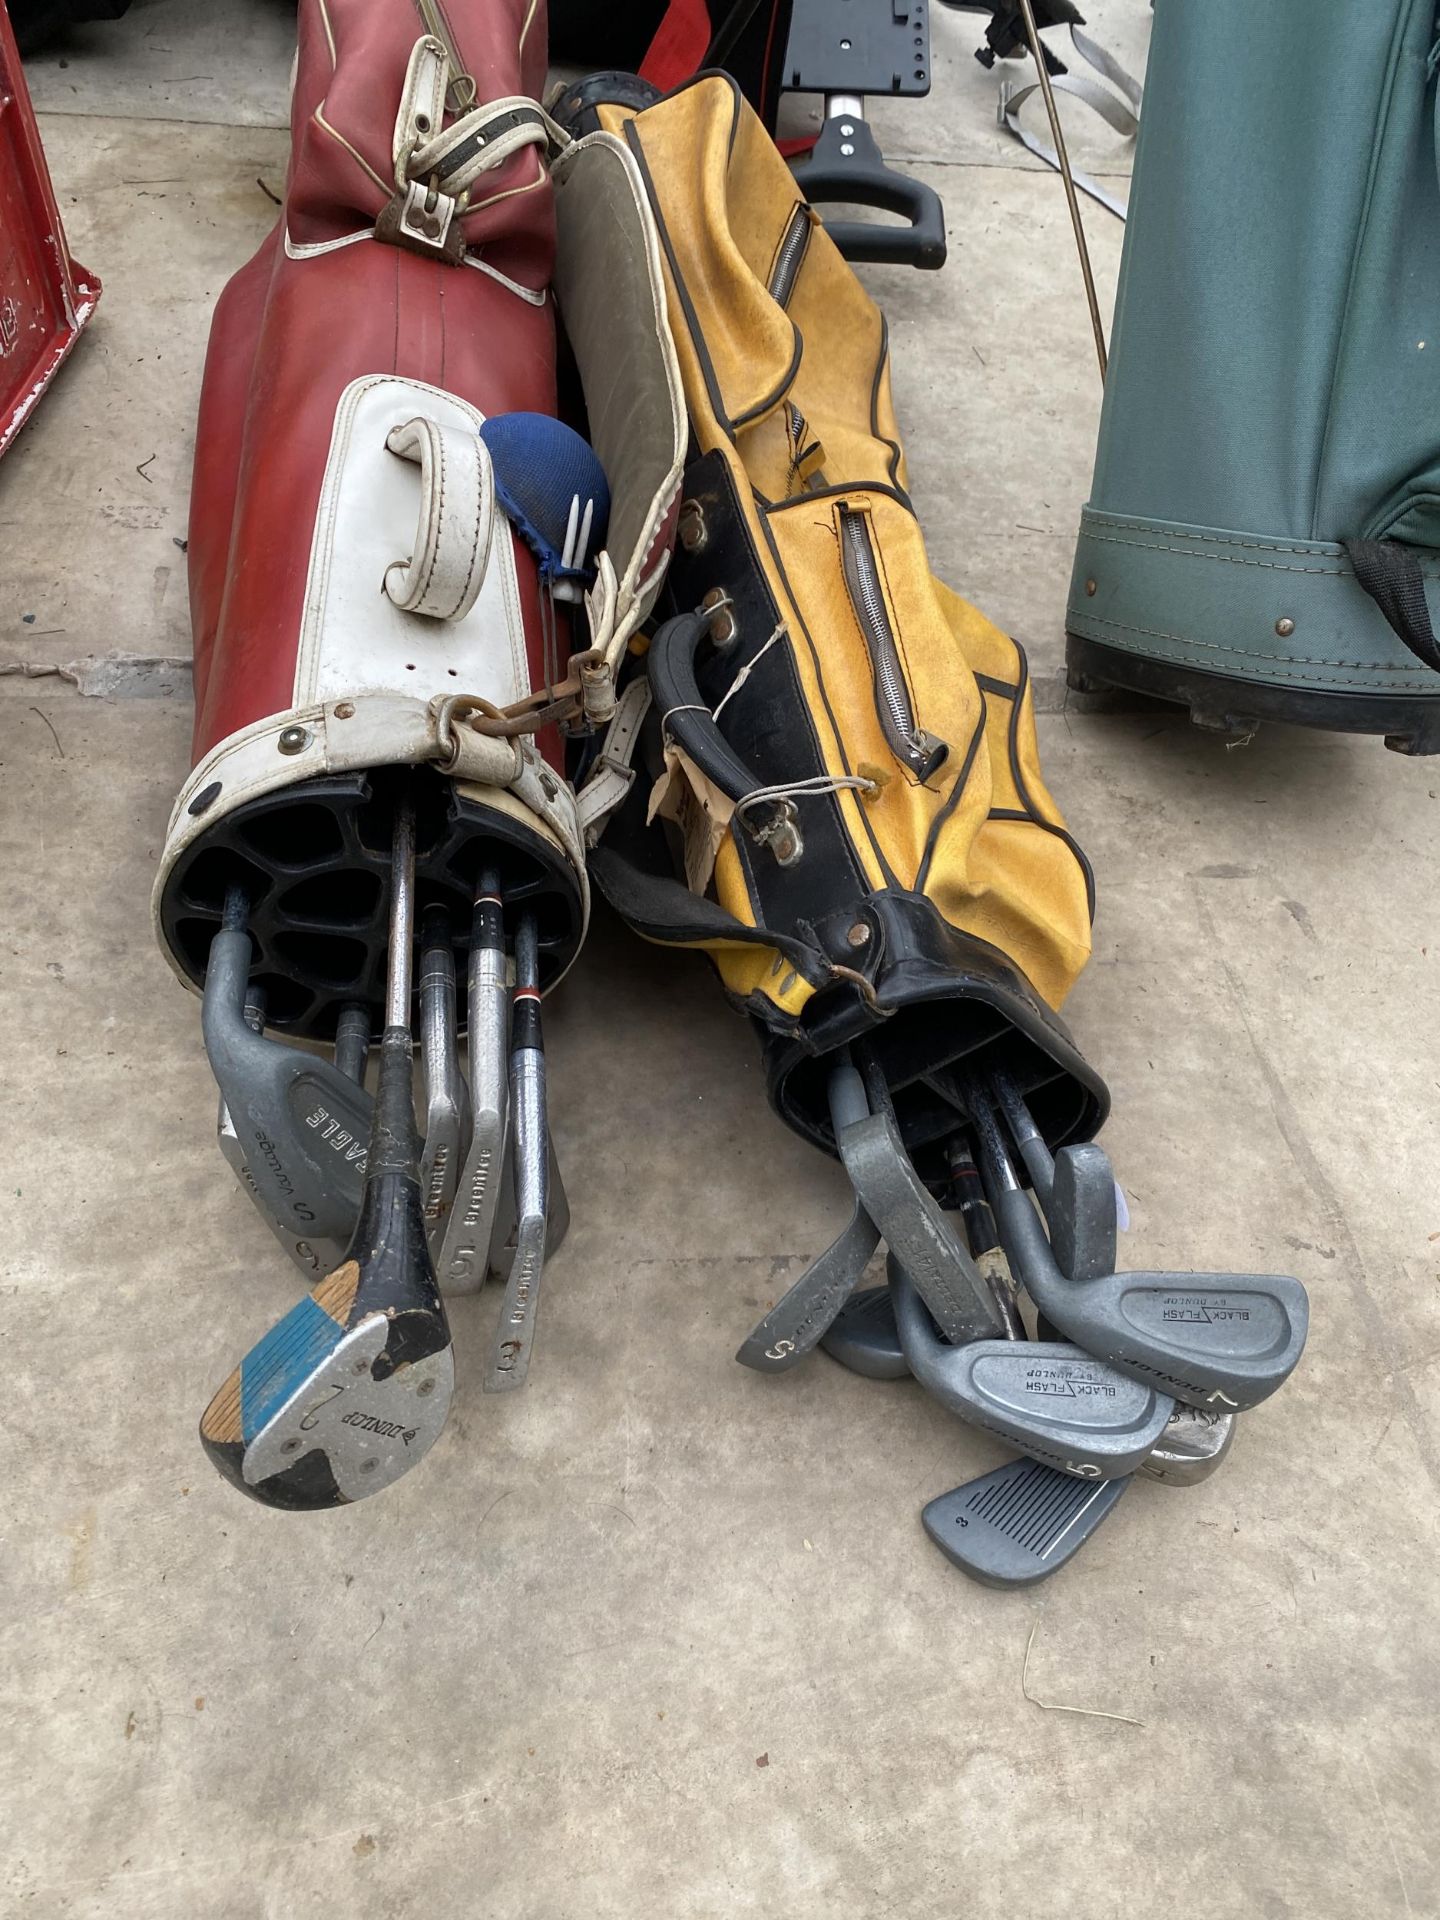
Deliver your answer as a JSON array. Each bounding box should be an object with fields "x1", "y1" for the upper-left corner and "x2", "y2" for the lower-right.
[
  {"x1": 368, "y1": 1028, "x2": 421, "y2": 1179},
  {"x1": 993, "y1": 1184, "x2": 1054, "y2": 1294}
]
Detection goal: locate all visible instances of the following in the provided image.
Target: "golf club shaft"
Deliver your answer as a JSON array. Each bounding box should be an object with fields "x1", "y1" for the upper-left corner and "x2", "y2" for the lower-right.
[
  {"x1": 988, "y1": 1066, "x2": 1054, "y2": 1203},
  {"x1": 439, "y1": 868, "x2": 509, "y2": 1292},
  {"x1": 335, "y1": 1002, "x2": 370, "y2": 1084},
  {"x1": 486, "y1": 912, "x2": 549, "y2": 1390}
]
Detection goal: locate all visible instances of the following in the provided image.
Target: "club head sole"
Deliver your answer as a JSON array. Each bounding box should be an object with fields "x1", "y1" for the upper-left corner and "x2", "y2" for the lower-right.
[
  {"x1": 1139, "y1": 1405, "x2": 1237, "y2": 1487},
  {"x1": 199, "y1": 1260, "x2": 454, "y2": 1509},
  {"x1": 736, "y1": 1203, "x2": 880, "y2": 1372},
  {"x1": 819, "y1": 1284, "x2": 910, "y2": 1381},
  {"x1": 923, "y1": 1460, "x2": 1131, "y2": 1588}
]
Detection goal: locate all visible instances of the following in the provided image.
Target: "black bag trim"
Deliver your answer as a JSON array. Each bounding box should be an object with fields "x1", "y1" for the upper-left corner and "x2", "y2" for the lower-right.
[
  {"x1": 871, "y1": 313, "x2": 906, "y2": 494},
  {"x1": 914, "y1": 699, "x2": 989, "y2": 893},
  {"x1": 667, "y1": 449, "x2": 873, "y2": 932},
  {"x1": 625, "y1": 94, "x2": 802, "y2": 438}
]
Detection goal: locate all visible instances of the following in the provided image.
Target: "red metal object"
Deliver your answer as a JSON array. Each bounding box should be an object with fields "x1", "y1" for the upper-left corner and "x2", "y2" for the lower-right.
[{"x1": 0, "y1": 1, "x2": 99, "y2": 458}]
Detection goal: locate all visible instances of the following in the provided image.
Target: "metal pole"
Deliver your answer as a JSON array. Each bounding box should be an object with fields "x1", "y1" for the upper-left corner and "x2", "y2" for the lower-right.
[{"x1": 1016, "y1": 0, "x2": 1108, "y2": 383}]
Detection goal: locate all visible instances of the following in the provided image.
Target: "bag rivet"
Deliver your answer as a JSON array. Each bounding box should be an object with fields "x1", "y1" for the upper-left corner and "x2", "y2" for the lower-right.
[
  {"x1": 702, "y1": 586, "x2": 737, "y2": 648},
  {"x1": 277, "y1": 726, "x2": 310, "y2": 755},
  {"x1": 1085, "y1": 578, "x2": 1097, "y2": 596},
  {"x1": 334, "y1": 701, "x2": 355, "y2": 720},
  {"x1": 846, "y1": 921, "x2": 871, "y2": 949},
  {"x1": 1275, "y1": 617, "x2": 1295, "y2": 637},
  {"x1": 678, "y1": 500, "x2": 707, "y2": 554}
]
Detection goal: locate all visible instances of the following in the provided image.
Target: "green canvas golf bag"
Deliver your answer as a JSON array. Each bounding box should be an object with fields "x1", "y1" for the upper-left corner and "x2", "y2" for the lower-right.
[{"x1": 1066, "y1": 0, "x2": 1440, "y2": 754}]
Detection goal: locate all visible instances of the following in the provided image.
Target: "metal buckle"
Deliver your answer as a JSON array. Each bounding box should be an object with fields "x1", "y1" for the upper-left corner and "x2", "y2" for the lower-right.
[{"x1": 396, "y1": 177, "x2": 457, "y2": 255}]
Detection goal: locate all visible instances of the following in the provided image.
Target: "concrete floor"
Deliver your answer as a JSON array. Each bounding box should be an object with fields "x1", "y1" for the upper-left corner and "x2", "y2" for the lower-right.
[{"x1": 3, "y1": 4, "x2": 1438, "y2": 1915}]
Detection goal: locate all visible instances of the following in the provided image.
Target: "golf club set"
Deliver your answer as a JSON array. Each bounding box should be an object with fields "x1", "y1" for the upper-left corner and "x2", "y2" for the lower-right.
[
  {"x1": 197, "y1": 789, "x2": 565, "y2": 1508},
  {"x1": 151, "y1": 2, "x2": 1315, "y2": 1582},
  {"x1": 736, "y1": 1055, "x2": 1308, "y2": 1585}
]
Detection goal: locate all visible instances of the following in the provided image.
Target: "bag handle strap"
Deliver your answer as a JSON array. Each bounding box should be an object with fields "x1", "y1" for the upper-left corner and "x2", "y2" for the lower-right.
[
  {"x1": 1345, "y1": 539, "x2": 1440, "y2": 676},
  {"x1": 383, "y1": 416, "x2": 495, "y2": 622}
]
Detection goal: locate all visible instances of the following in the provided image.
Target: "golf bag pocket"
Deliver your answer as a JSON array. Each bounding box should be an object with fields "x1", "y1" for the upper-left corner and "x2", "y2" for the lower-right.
[
  {"x1": 153, "y1": 0, "x2": 684, "y2": 1039},
  {"x1": 582, "y1": 75, "x2": 1107, "y2": 1174}
]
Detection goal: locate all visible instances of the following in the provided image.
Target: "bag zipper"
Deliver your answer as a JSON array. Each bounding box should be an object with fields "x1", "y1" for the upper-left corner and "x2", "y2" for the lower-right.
[
  {"x1": 414, "y1": 0, "x2": 477, "y2": 111},
  {"x1": 839, "y1": 505, "x2": 948, "y2": 781},
  {"x1": 768, "y1": 205, "x2": 811, "y2": 308},
  {"x1": 784, "y1": 402, "x2": 825, "y2": 494}
]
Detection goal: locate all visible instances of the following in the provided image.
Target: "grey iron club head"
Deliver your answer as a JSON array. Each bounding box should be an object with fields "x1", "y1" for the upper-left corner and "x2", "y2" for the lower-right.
[
  {"x1": 820, "y1": 1284, "x2": 911, "y2": 1380},
  {"x1": 438, "y1": 871, "x2": 509, "y2": 1294},
  {"x1": 418, "y1": 902, "x2": 471, "y2": 1251},
  {"x1": 970, "y1": 1079, "x2": 1310, "y2": 1413},
  {"x1": 923, "y1": 1407, "x2": 1237, "y2": 1587},
  {"x1": 203, "y1": 891, "x2": 372, "y2": 1247},
  {"x1": 200, "y1": 795, "x2": 454, "y2": 1509},
  {"x1": 891, "y1": 1256, "x2": 1175, "y2": 1480},
  {"x1": 216, "y1": 982, "x2": 345, "y2": 1280},
  {"x1": 836, "y1": 1062, "x2": 1009, "y2": 1347},
  {"x1": 1142, "y1": 1403, "x2": 1236, "y2": 1486},
  {"x1": 821, "y1": 1285, "x2": 1237, "y2": 1486},
  {"x1": 821, "y1": 1282, "x2": 1244, "y2": 1489},
  {"x1": 922, "y1": 1461, "x2": 1132, "y2": 1589},
  {"x1": 484, "y1": 912, "x2": 550, "y2": 1392},
  {"x1": 487, "y1": 1130, "x2": 570, "y2": 1283},
  {"x1": 937, "y1": 1064, "x2": 1117, "y2": 1287},
  {"x1": 736, "y1": 1061, "x2": 880, "y2": 1372}
]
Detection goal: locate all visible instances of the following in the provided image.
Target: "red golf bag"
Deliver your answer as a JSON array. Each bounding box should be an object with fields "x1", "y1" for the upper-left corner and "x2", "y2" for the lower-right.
[{"x1": 153, "y1": 0, "x2": 683, "y2": 1040}]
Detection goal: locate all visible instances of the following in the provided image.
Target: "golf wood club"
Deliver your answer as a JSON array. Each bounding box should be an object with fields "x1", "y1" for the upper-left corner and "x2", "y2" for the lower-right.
[
  {"x1": 216, "y1": 982, "x2": 343, "y2": 1280},
  {"x1": 199, "y1": 793, "x2": 454, "y2": 1509}
]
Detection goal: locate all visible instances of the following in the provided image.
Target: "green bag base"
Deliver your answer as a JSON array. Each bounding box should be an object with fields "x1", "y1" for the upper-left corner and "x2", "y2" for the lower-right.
[{"x1": 1065, "y1": 633, "x2": 1440, "y2": 759}]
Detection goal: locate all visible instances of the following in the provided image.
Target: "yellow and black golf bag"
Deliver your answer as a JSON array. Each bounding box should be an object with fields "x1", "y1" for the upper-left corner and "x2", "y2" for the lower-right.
[{"x1": 575, "y1": 74, "x2": 1107, "y2": 1182}]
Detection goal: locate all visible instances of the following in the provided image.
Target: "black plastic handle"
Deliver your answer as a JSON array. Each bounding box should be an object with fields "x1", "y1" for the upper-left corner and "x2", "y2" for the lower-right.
[{"x1": 791, "y1": 117, "x2": 948, "y2": 271}]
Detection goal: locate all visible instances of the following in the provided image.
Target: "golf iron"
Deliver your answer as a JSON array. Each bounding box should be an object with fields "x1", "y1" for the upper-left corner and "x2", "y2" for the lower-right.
[
  {"x1": 437, "y1": 871, "x2": 509, "y2": 1295},
  {"x1": 485, "y1": 911, "x2": 552, "y2": 1392},
  {"x1": 966, "y1": 1075, "x2": 1310, "y2": 1413},
  {"x1": 890, "y1": 1255, "x2": 1175, "y2": 1480},
  {"x1": 921, "y1": 1400, "x2": 1239, "y2": 1589},
  {"x1": 200, "y1": 794, "x2": 454, "y2": 1509},
  {"x1": 418, "y1": 903, "x2": 471, "y2": 1253},
  {"x1": 735, "y1": 1059, "x2": 880, "y2": 1372},
  {"x1": 824, "y1": 1284, "x2": 1236, "y2": 1487}
]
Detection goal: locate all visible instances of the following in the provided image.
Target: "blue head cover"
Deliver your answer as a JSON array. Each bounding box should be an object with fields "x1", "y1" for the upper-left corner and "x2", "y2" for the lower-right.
[{"x1": 478, "y1": 413, "x2": 610, "y2": 589}]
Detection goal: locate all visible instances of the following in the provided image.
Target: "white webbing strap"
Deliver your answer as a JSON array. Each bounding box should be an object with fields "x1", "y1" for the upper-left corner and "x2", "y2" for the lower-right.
[
  {"x1": 577, "y1": 676, "x2": 653, "y2": 842},
  {"x1": 383, "y1": 416, "x2": 495, "y2": 622}
]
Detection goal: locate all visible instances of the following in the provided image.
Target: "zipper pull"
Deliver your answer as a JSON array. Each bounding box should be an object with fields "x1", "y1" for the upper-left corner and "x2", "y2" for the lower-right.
[{"x1": 415, "y1": 0, "x2": 477, "y2": 113}]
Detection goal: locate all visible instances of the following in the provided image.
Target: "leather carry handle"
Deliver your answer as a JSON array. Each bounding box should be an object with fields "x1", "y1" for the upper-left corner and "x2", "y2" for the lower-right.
[
  {"x1": 791, "y1": 117, "x2": 947, "y2": 271},
  {"x1": 647, "y1": 609, "x2": 771, "y2": 803},
  {"x1": 383, "y1": 415, "x2": 495, "y2": 622}
]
